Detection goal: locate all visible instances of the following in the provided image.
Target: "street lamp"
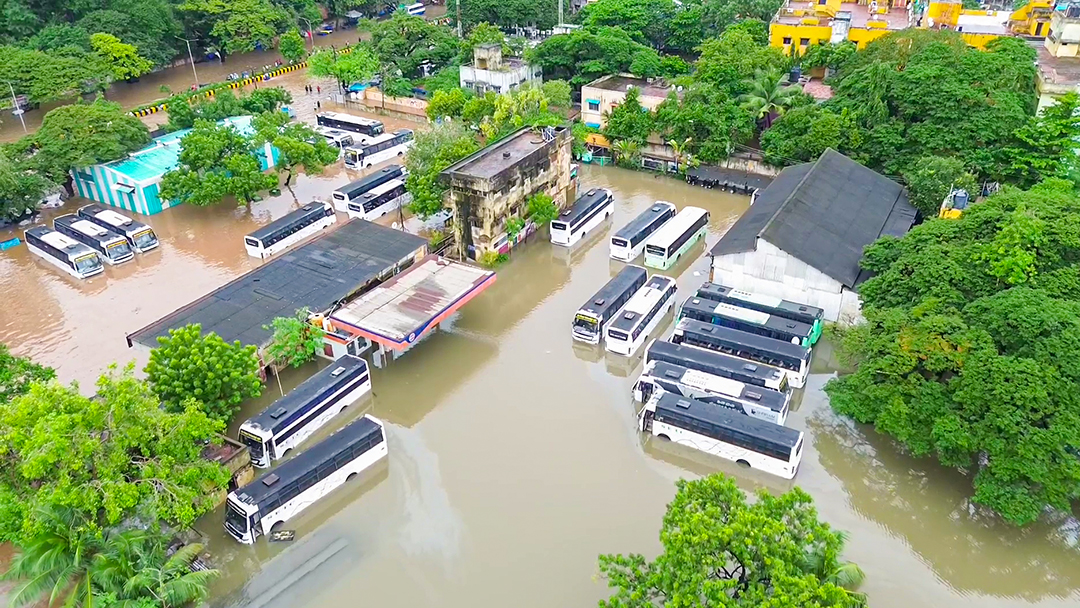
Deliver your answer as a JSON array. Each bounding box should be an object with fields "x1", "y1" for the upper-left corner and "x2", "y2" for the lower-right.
[
  {"x1": 300, "y1": 18, "x2": 316, "y2": 51},
  {"x1": 176, "y1": 37, "x2": 200, "y2": 88},
  {"x1": 6, "y1": 82, "x2": 27, "y2": 134}
]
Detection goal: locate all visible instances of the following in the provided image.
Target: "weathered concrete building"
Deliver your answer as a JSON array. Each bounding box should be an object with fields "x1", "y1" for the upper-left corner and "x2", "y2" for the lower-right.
[
  {"x1": 459, "y1": 43, "x2": 542, "y2": 95},
  {"x1": 440, "y1": 126, "x2": 574, "y2": 259}
]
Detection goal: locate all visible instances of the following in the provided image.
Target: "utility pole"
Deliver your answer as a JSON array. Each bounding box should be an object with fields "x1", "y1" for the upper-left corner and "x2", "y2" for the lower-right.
[
  {"x1": 6, "y1": 82, "x2": 26, "y2": 133},
  {"x1": 300, "y1": 18, "x2": 316, "y2": 51},
  {"x1": 559, "y1": 0, "x2": 564, "y2": 27},
  {"x1": 177, "y1": 37, "x2": 200, "y2": 88},
  {"x1": 456, "y1": 0, "x2": 462, "y2": 37}
]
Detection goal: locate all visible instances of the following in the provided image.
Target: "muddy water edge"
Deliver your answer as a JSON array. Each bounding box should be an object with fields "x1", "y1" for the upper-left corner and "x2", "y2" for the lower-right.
[{"x1": 1, "y1": 165, "x2": 1078, "y2": 608}]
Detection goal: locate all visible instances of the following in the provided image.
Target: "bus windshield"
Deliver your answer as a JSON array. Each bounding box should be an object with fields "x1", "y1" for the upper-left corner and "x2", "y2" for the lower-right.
[
  {"x1": 133, "y1": 229, "x2": 157, "y2": 250},
  {"x1": 225, "y1": 502, "x2": 250, "y2": 533},
  {"x1": 239, "y1": 431, "x2": 266, "y2": 461},
  {"x1": 74, "y1": 254, "x2": 102, "y2": 274},
  {"x1": 107, "y1": 241, "x2": 132, "y2": 260},
  {"x1": 573, "y1": 313, "x2": 599, "y2": 334}
]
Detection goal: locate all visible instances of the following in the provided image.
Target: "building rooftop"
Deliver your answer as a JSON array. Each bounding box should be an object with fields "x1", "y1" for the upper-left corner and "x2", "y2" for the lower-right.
[
  {"x1": 104, "y1": 115, "x2": 254, "y2": 183},
  {"x1": 585, "y1": 75, "x2": 675, "y2": 100},
  {"x1": 774, "y1": 2, "x2": 909, "y2": 30},
  {"x1": 441, "y1": 126, "x2": 564, "y2": 182},
  {"x1": 1037, "y1": 44, "x2": 1080, "y2": 86},
  {"x1": 127, "y1": 219, "x2": 426, "y2": 349}
]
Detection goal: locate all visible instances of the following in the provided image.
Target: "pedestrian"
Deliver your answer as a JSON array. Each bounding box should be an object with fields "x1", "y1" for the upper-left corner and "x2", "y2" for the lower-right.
[
  {"x1": 317, "y1": 85, "x2": 321, "y2": 94},
  {"x1": 317, "y1": 101, "x2": 321, "y2": 109}
]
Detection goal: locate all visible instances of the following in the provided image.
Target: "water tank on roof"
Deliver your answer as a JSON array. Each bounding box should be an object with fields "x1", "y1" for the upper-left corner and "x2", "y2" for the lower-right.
[{"x1": 952, "y1": 189, "x2": 970, "y2": 211}]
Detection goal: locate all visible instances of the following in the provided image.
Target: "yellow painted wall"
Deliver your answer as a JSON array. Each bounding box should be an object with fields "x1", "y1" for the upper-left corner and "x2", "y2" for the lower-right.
[
  {"x1": 927, "y1": 1, "x2": 963, "y2": 26},
  {"x1": 960, "y1": 31, "x2": 1002, "y2": 49},
  {"x1": 769, "y1": 22, "x2": 833, "y2": 54},
  {"x1": 848, "y1": 26, "x2": 894, "y2": 48}
]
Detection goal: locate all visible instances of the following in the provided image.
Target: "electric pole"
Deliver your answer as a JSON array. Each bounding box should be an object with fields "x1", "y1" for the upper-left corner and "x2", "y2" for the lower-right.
[
  {"x1": 456, "y1": 0, "x2": 462, "y2": 37},
  {"x1": 559, "y1": 0, "x2": 564, "y2": 27}
]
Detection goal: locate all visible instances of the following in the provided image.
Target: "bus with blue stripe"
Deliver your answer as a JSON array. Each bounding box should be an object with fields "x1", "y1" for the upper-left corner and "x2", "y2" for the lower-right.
[
  {"x1": 678, "y1": 296, "x2": 814, "y2": 348},
  {"x1": 695, "y1": 282, "x2": 824, "y2": 344}
]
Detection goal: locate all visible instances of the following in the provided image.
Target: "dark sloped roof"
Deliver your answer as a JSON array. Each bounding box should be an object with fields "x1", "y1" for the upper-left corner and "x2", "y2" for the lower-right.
[{"x1": 709, "y1": 149, "x2": 915, "y2": 288}]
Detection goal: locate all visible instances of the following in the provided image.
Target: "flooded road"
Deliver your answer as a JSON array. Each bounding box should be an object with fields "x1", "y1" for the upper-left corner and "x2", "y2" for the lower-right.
[{"x1": 3, "y1": 165, "x2": 1079, "y2": 607}]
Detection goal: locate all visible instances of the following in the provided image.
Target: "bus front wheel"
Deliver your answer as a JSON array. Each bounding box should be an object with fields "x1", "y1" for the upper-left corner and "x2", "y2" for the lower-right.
[{"x1": 656, "y1": 434, "x2": 670, "y2": 441}]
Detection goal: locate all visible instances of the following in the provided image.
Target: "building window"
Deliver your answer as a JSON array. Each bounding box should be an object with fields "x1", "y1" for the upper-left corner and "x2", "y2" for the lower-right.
[
  {"x1": 783, "y1": 36, "x2": 792, "y2": 45},
  {"x1": 587, "y1": 99, "x2": 600, "y2": 111},
  {"x1": 800, "y1": 38, "x2": 810, "y2": 46},
  {"x1": 818, "y1": 0, "x2": 827, "y2": 4}
]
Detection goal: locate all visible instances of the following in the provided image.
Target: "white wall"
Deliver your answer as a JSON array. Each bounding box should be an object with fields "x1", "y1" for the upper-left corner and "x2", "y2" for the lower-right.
[{"x1": 710, "y1": 239, "x2": 864, "y2": 324}]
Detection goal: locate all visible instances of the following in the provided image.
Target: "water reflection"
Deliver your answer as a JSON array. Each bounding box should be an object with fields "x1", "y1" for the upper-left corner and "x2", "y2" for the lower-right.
[
  {"x1": 642, "y1": 433, "x2": 797, "y2": 496},
  {"x1": 549, "y1": 216, "x2": 613, "y2": 268}
]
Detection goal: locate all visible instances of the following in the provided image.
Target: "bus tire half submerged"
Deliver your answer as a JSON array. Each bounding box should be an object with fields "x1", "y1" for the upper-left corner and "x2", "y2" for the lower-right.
[
  {"x1": 736, "y1": 459, "x2": 751, "y2": 468},
  {"x1": 657, "y1": 434, "x2": 670, "y2": 441}
]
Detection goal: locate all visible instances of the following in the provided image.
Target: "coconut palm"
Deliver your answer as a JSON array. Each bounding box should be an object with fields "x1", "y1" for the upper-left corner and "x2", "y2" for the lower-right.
[
  {"x1": 611, "y1": 139, "x2": 642, "y2": 168},
  {"x1": 2, "y1": 507, "x2": 103, "y2": 608},
  {"x1": 738, "y1": 69, "x2": 799, "y2": 129},
  {"x1": 800, "y1": 530, "x2": 868, "y2": 606},
  {"x1": 92, "y1": 530, "x2": 219, "y2": 608},
  {"x1": 667, "y1": 137, "x2": 693, "y2": 174}
]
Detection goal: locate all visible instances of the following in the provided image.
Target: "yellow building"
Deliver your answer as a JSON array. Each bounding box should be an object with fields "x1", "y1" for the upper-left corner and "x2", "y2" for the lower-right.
[
  {"x1": 1009, "y1": 0, "x2": 1053, "y2": 37},
  {"x1": 1036, "y1": 6, "x2": 1080, "y2": 112}
]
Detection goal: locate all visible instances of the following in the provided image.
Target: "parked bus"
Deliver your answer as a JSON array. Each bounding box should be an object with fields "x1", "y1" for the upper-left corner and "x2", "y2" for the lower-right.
[
  {"x1": 316, "y1": 112, "x2": 384, "y2": 138},
  {"x1": 344, "y1": 130, "x2": 414, "y2": 169},
  {"x1": 53, "y1": 214, "x2": 134, "y2": 265},
  {"x1": 405, "y1": 2, "x2": 425, "y2": 15},
  {"x1": 572, "y1": 264, "x2": 648, "y2": 344},
  {"x1": 331, "y1": 165, "x2": 406, "y2": 212},
  {"x1": 345, "y1": 179, "x2": 411, "y2": 221},
  {"x1": 77, "y1": 204, "x2": 159, "y2": 253},
  {"x1": 643, "y1": 206, "x2": 709, "y2": 270},
  {"x1": 672, "y1": 318, "x2": 811, "y2": 389},
  {"x1": 678, "y1": 296, "x2": 813, "y2": 347},
  {"x1": 244, "y1": 202, "x2": 336, "y2": 259},
  {"x1": 610, "y1": 201, "x2": 676, "y2": 262},
  {"x1": 634, "y1": 360, "x2": 790, "y2": 425},
  {"x1": 644, "y1": 339, "x2": 789, "y2": 393},
  {"x1": 314, "y1": 126, "x2": 357, "y2": 152},
  {"x1": 638, "y1": 392, "x2": 803, "y2": 479},
  {"x1": 605, "y1": 274, "x2": 678, "y2": 356},
  {"x1": 224, "y1": 414, "x2": 387, "y2": 544},
  {"x1": 238, "y1": 355, "x2": 371, "y2": 468},
  {"x1": 550, "y1": 188, "x2": 614, "y2": 247},
  {"x1": 695, "y1": 282, "x2": 824, "y2": 344},
  {"x1": 23, "y1": 226, "x2": 104, "y2": 279}
]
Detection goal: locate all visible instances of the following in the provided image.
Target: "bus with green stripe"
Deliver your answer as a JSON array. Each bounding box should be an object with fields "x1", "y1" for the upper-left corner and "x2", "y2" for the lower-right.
[
  {"x1": 678, "y1": 296, "x2": 814, "y2": 348},
  {"x1": 643, "y1": 206, "x2": 709, "y2": 270},
  {"x1": 694, "y1": 282, "x2": 824, "y2": 344}
]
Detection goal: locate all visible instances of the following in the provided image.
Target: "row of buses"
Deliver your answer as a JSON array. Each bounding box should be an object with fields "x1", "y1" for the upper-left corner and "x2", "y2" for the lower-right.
[
  {"x1": 24, "y1": 205, "x2": 159, "y2": 279},
  {"x1": 226, "y1": 355, "x2": 387, "y2": 544}
]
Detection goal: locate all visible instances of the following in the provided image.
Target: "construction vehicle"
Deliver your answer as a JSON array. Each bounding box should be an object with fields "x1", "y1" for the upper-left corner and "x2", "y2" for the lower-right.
[{"x1": 938, "y1": 189, "x2": 971, "y2": 219}]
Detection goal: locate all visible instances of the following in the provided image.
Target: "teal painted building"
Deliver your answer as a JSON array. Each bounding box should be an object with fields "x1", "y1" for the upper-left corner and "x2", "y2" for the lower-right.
[{"x1": 72, "y1": 115, "x2": 279, "y2": 216}]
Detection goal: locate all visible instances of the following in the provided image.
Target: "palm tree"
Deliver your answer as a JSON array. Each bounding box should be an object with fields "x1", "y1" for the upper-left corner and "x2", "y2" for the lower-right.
[
  {"x1": 667, "y1": 137, "x2": 693, "y2": 174},
  {"x1": 738, "y1": 69, "x2": 798, "y2": 129},
  {"x1": 611, "y1": 139, "x2": 642, "y2": 168},
  {"x1": 800, "y1": 530, "x2": 867, "y2": 606},
  {"x1": 1, "y1": 507, "x2": 103, "y2": 608},
  {"x1": 120, "y1": 543, "x2": 219, "y2": 608}
]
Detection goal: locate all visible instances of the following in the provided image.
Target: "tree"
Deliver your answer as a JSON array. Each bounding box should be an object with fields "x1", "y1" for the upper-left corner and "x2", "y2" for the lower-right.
[
  {"x1": 695, "y1": 28, "x2": 786, "y2": 96},
  {"x1": 738, "y1": 69, "x2": 797, "y2": 128},
  {"x1": 366, "y1": 11, "x2": 458, "y2": 80},
  {"x1": 77, "y1": 0, "x2": 184, "y2": 68},
  {"x1": 0, "y1": 344, "x2": 54, "y2": 406},
  {"x1": 701, "y1": 0, "x2": 784, "y2": 32},
  {"x1": 541, "y1": 79, "x2": 571, "y2": 111},
  {"x1": 145, "y1": 323, "x2": 263, "y2": 423},
  {"x1": 31, "y1": 99, "x2": 150, "y2": 192},
  {"x1": 526, "y1": 192, "x2": 558, "y2": 226},
  {"x1": 477, "y1": 86, "x2": 561, "y2": 139},
  {"x1": 598, "y1": 474, "x2": 864, "y2": 607},
  {"x1": 611, "y1": 139, "x2": 642, "y2": 168},
  {"x1": 3, "y1": 507, "x2": 105, "y2": 608},
  {"x1": 89, "y1": 32, "x2": 153, "y2": 86},
  {"x1": 579, "y1": 0, "x2": 685, "y2": 52},
  {"x1": 802, "y1": 41, "x2": 857, "y2": 72},
  {"x1": 603, "y1": 87, "x2": 653, "y2": 145},
  {"x1": 760, "y1": 105, "x2": 861, "y2": 166},
  {"x1": 0, "y1": 150, "x2": 53, "y2": 221},
  {"x1": 457, "y1": 0, "x2": 557, "y2": 30},
  {"x1": 264, "y1": 308, "x2": 326, "y2": 369},
  {"x1": 93, "y1": 533, "x2": 218, "y2": 608},
  {"x1": 654, "y1": 84, "x2": 755, "y2": 163},
  {"x1": 0, "y1": 366, "x2": 230, "y2": 542},
  {"x1": 995, "y1": 92, "x2": 1080, "y2": 188},
  {"x1": 164, "y1": 88, "x2": 292, "y2": 131},
  {"x1": 279, "y1": 27, "x2": 307, "y2": 63},
  {"x1": 427, "y1": 87, "x2": 470, "y2": 120},
  {"x1": 308, "y1": 45, "x2": 380, "y2": 91},
  {"x1": 0, "y1": 45, "x2": 106, "y2": 104},
  {"x1": 178, "y1": 0, "x2": 289, "y2": 54},
  {"x1": 27, "y1": 24, "x2": 91, "y2": 52},
  {"x1": 251, "y1": 111, "x2": 340, "y2": 185},
  {"x1": 405, "y1": 121, "x2": 481, "y2": 218},
  {"x1": 902, "y1": 155, "x2": 979, "y2": 218},
  {"x1": 465, "y1": 22, "x2": 505, "y2": 51},
  {"x1": 527, "y1": 27, "x2": 672, "y2": 88},
  {"x1": 158, "y1": 118, "x2": 278, "y2": 205}
]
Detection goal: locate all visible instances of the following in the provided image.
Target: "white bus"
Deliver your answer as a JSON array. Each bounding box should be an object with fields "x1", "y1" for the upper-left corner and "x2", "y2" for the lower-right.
[
  {"x1": 77, "y1": 204, "x2": 159, "y2": 253},
  {"x1": 346, "y1": 178, "x2": 411, "y2": 221},
  {"x1": 53, "y1": 214, "x2": 134, "y2": 265},
  {"x1": 696, "y1": 282, "x2": 825, "y2": 345},
  {"x1": 225, "y1": 414, "x2": 387, "y2": 544},
  {"x1": 678, "y1": 296, "x2": 814, "y2": 348},
  {"x1": 317, "y1": 112, "x2": 384, "y2": 138},
  {"x1": 551, "y1": 188, "x2": 614, "y2": 247},
  {"x1": 639, "y1": 391, "x2": 803, "y2": 479},
  {"x1": 643, "y1": 206, "x2": 709, "y2": 270},
  {"x1": 634, "y1": 360, "x2": 790, "y2": 425},
  {"x1": 244, "y1": 202, "x2": 337, "y2": 259},
  {"x1": 572, "y1": 264, "x2": 648, "y2": 344},
  {"x1": 672, "y1": 317, "x2": 811, "y2": 389},
  {"x1": 344, "y1": 130, "x2": 414, "y2": 169},
  {"x1": 406, "y1": 2, "x2": 425, "y2": 15},
  {"x1": 313, "y1": 125, "x2": 358, "y2": 152},
  {"x1": 238, "y1": 355, "x2": 371, "y2": 468},
  {"x1": 23, "y1": 226, "x2": 104, "y2": 279},
  {"x1": 644, "y1": 339, "x2": 789, "y2": 393},
  {"x1": 331, "y1": 164, "x2": 406, "y2": 212},
  {"x1": 605, "y1": 274, "x2": 678, "y2": 356},
  {"x1": 610, "y1": 201, "x2": 676, "y2": 261}
]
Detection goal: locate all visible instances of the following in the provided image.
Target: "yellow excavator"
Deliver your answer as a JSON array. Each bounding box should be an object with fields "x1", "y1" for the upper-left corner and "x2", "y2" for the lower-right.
[{"x1": 938, "y1": 189, "x2": 971, "y2": 220}]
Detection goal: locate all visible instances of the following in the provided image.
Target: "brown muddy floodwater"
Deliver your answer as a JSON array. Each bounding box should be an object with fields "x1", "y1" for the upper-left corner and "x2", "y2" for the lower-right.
[{"x1": 3, "y1": 165, "x2": 1079, "y2": 608}]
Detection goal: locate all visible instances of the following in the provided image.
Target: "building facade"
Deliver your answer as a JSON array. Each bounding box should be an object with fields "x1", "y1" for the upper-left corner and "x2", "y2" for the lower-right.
[
  {"x1": 579, "y1": 75, "x2": 676, "y2": 129},
  {"x1": 459, "y1": 44, "x2": 542, "y2": 95},
  {"x1": 440, "y1": 126, "x2": 574, "y2": 259},
  {"x1": 1036, "y1": 5, "x2": 1080, "y2": 110}
]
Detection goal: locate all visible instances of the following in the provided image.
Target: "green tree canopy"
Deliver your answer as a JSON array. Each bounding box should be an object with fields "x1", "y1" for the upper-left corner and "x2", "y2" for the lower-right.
[
  {"x1": 426, "y1": 87, "x2": 470, "y2": 120},
  {"x1": 405, "y1": 121, "x2": 481, "y2": 219},
  {"x1": 0, "y1": 344, "x2": 54, "y2": 406},
  {"x1": 145, "y1": 323, "x2": 263, "y2": 423},
  {"x1": 901, "y1": 155, "x2": 979, "y2": 218},
  {"x1": 457, "y1": 0, "x2": 557, "y2": 30},
  {"x1": 603, "y1": 86, "x2": 654, "y2": 145},
  {"x1": 0, "y1": 150, "x2": 54, "y2": 221},
  {"x1": 31, "y1": 99, "x2": 150, "y2": 188},
  {"x1": 579, "y1": 0, "x2": 690, "y2": 52},
  {"x1": 366, "y1": 11, "x2": 458, "y2": 80},
  {"x1": 178, "y1": 0, "x2": 290, "y2": 54},
  {"x1": 0, "y1": 45, "x2": 105, "y2": 103},
  {"x1": 654, "y1": 84, "x2": 756, "y2": 163},
  {"x1": 278, "y1": 27, "x2": 307, "y2": 63},
  {"x1": 158, "y1": 118, "x2": 278, "y2": 205},
  {"x1": 90, "y1": 32, "x2": 153, "y2": 85},
  {"x1": 308, "y1": 45, "x2": 380, "y2": 90},
  {"x1": 599, "y1": 474, "x2": 865, "y2": 607},
  {"x1": 527, "y1": 27, "x2": 673, "y2": 87},
  {"x1": 695, "y1": 28, "x2": 786, "y2": 96},
  {"x1": 263, "y1": 307, "x2": 326, "y2": 368},
  {"x1": 251, "y1": 111, "x2": 340, "y2": 185}
]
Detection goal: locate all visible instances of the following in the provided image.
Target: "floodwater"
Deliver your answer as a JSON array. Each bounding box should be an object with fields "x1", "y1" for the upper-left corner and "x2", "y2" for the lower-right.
[{"x1": 3, "y1": 165, "x2": 1080, "y2": 607}]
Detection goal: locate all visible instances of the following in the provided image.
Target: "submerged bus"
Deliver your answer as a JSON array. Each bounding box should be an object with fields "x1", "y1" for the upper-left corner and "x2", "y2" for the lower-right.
[
  {"x1": 572, "y1": 264, "x2": 648, "y2": 344},
  {"x1": 24, "y1": 226, "x2": 105, "y2": 279},
  {"x1": 678, "y1": 297, "x2": 814, "y2": 347},
  {"x1": 77, "y1": 204, "x2": 159, "y2": 253},
  {"x1": 224, "y1": 414, "x2": 387, "y2": 544},
  {"x1": 331, "y1": 165, "x2": 406, "y2": 212},
  {"x1": 609, "y1": 201, "x2": 676, "y2": 262},
  {"x1": 695, "y1": 282, "x2": 824, "y2": 344},
  {"x1": 605, "y1": 274, "x2": 678, "y2": 356},
  {"x1": 550, "y1": 188, "x2": 614, "y2": 247},
  {"x1": 53, "y1": 214, "x2": 134, "y2": 265},
  {"x1": 643, "y1": 206, "x2": 708, "y2": 270},
  {"x1": 634, "y1": 360, "x2": 790, "y2": 425},
  {"x1": 644, "y1": 339, "x2": 789, "y2": 393},
  {"x1": 638, "y1": 392, "x2": 803, "y2": 479},
  {"x1": 316, "y1": 112, "x2": 384, "y2": 137},
  {"x1": 244, "y1": 202, "x2": 336, "y2": 258},
  {"x1": 344, "y1": 130, "x2": 414, "y2": 169},
  {"x1": 238, "y1": 355, "x2": 372, "y2": 468},
  {"x1": 672, "y1": 317, "x2": 811, "y2": 388},
  {"x1": 345, "y1": 178, "x2": 410, "y2": 221}
]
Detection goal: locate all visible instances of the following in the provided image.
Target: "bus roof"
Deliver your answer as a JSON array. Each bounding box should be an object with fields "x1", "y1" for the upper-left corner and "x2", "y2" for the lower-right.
[
  {"x1": 234, "y1": 415, "x2": 383, "y2": 509},
  {"x1": 646, "y1": 340, "x2": 787, "y2": 385},
  {"x1": 646, "y1": 206, "x2": 708, "y2": 247},
  {"x1": 247, "y1": 202, "x2": 329, "y2": 241},
  {"x1": 579, "y1": 264, "x2": 648, "y2": 317},
  {"x1": 676, "y1": 317, "x2": 810, "y2": 361},
  {"x1": 608, "y1": 275, "x2": 674, "y2": 332},
  {"x1": 28, "y1": 226, "x2": 96, "y2": 256},
  {"x1": 359, "y1": 178, "x2": 405, "y2": 200},
  {"x1": 613, "y1": 201, "x2": 675, "y2": 241},
  {"x1": 335, "y1": 165, "x2": 405, "y2": 197},
  {"x1": 696, "y1": 282, "x2": 824, "y2": 321},
  {"x1": 55, "y1": 214, "x2": 123, "y2": 243},
  {"x1": 557, "y1": 188, "x2": 612, "y2": 226},
  {"x1": 647, "y1": 360, "x2": 788, "y2": 413},
  {"x1": 682, "y1": 297, "x2": 814, "y2": 339},
  {"x1": 243, "y1": 355, "x2": 368, "y2": 435},
  {"x1": 78, "y1": 204, "x2": 142, "y2": 230},
  {"x1": 317, "y1": 111, "x2": 381, "y2": 125},
  {"x1": 654, "y1": 392, "x2": 801, "y2": 449}
]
